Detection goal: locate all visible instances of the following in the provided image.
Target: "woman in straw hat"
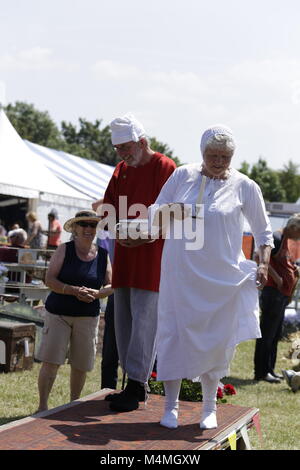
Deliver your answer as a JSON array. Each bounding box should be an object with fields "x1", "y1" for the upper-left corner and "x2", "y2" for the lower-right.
[{"x1": 36, "y1": 210, "x2": 113, "y2": 412}]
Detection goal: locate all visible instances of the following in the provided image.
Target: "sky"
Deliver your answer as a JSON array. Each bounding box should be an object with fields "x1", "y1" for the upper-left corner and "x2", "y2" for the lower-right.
[{"x1": 1, "y1": 0, "x2": 300, "y2": 170}]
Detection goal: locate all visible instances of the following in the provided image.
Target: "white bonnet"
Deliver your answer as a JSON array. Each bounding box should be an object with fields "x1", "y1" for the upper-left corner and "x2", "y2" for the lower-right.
[
  {"x1": 200, "y1": 124, "x2": 236, "y2": 156},
  {"x1": 110, "y1": 113, "x2": 146, "y2": 145}
]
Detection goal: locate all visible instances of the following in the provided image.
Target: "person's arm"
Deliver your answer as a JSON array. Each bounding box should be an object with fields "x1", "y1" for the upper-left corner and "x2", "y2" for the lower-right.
[
  {"x1": 254, "y1": 248, "x2": 283, "y2": 289},
  {"x1": 95, "y1": 256, "x2": 113, "y2": 298},
  {"x1": 255, "y1": 244, "x2": 272, "y2": 288},
  {"x1": 242, "y1": 180, "x2": 275, "y2": 289},
  {"x1": 27, "y1": 221, "x2": 39, "y2": 243},
  {"x1": 45, "y1": 244, "x2": 95, "y2": 303}
]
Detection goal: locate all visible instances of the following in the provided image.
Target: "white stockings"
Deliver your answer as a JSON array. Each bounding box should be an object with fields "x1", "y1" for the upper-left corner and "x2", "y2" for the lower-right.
[
  {"x1": 160, "y1": 379, "x2": 181, "y2": 429},
  {"x1": 160, "y1": 374, "x2": 219, "y2": 430},
  {"x1": 200, "y1": 373, "x2": 219, "y2": 429}
]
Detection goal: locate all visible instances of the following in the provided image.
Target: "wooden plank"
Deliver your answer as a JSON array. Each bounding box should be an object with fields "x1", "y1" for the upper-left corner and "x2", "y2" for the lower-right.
[{"x1": 196, "y1": 408, "x2": 258, "y2": 450}]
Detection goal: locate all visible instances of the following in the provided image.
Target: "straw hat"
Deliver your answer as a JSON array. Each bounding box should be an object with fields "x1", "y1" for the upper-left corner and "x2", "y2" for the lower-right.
[{"x1": 63, "y1": 210, "x2": 100, "y2": 233}]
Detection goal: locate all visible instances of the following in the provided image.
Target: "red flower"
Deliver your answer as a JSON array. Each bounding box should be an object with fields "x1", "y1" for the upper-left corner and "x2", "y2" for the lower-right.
[
  {"x1": 217, "y1": 387, "x2": 223, "y2": 399},
  {"x1": 151, "y1": 371, "x2": 157, "y2": 379},
  {"x1": 223, "y1": 384, "x2": 236, "y2": 395}
]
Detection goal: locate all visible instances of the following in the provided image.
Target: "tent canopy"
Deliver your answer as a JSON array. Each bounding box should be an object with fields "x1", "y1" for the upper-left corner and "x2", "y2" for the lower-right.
[
  {"x1": 25, "y1": 140, "x2": 114, "y2": 200},
  {"x1": 0, "y1": 109, "x2": 116, "y2": 241},
  {"x1": 0, "y1": 109, "x2": 94, "y2": 204}
]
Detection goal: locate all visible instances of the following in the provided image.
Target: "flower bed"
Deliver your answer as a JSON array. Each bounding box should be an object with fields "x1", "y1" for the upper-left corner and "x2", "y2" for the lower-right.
[{"x1": 149, "y1": 374, "x2": 236, "y2": 403}]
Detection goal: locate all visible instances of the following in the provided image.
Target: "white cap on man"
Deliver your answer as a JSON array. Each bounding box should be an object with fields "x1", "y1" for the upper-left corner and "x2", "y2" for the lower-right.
[{"x1": 110, "y1": 113, "x2": 146, "y2": 145}]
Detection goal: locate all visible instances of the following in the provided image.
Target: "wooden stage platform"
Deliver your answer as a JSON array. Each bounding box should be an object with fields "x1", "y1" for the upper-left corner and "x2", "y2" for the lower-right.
[{"x1": 0, "y1": 389, "x2": 259, "y2": 451}]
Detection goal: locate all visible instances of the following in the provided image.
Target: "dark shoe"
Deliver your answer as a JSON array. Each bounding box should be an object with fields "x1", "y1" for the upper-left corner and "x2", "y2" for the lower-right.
[
  {"x1": 105, "y1": 391, "x2": 122, "y2": 402},
  {"x1": 105, "y1": 383, "x2": 146, "y2": 402},
  {"x1": 109, "y1": 379, "x2": 144, "y2": 412},
  {"x1": 262, "y1": 373, "x2": 281, "y2": 383}
]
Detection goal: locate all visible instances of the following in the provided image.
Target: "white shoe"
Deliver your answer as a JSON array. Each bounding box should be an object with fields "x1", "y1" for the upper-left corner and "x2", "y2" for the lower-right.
[
  {"x1": 160, "y1": 409, "x2": 178, "y2": 429},
  {"x1": 200, "y1": 410, "x2": 217, "y2": 429}
]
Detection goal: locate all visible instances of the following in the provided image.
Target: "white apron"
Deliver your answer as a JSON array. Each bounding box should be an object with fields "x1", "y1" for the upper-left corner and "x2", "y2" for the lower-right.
[{"x1": 153, "y1": 164, "x2": 273, "y2": 381}]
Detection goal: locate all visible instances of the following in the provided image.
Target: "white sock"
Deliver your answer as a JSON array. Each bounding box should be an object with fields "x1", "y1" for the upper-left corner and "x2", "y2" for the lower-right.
[
  {"x1": 160, "y1": 379, "x2": 181, "y2": 429},
  {"x1": 200, "y1": 374, "x2": 218, "y2": 429}
]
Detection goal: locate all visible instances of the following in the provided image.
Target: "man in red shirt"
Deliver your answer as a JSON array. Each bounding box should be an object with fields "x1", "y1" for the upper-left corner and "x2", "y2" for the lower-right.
[{"x1": 103, "y1": 113, "x2": 176, "y2": 412}]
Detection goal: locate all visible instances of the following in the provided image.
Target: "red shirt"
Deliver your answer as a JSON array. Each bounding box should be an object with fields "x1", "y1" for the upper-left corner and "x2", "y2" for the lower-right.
[
  {"x1": 48, "y1": 219, "x2": 62, "y2": 247},
  {"x1": 104, "y1": 153, "x2": 176, "y2": 291},
  {"x1": 266, "y1": 233, "x2": 299, "y2": 297}
]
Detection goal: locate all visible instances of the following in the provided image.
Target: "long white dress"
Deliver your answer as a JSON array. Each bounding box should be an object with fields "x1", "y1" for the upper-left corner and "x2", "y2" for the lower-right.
[{"x1": 153, "y1": 164, "x2": 274, "y2": 382}]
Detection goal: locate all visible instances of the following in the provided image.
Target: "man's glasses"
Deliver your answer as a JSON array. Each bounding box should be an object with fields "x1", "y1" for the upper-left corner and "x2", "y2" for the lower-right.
[
  {"x1": 113, "y1": 142, "x2": 136, "y2": 152},
  {"x1": 76, "y1": 221, "x2": 98, "y2": 228}
]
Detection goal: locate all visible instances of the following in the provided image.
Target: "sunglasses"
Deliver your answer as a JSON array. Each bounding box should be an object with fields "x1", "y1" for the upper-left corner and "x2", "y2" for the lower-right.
[{"x1": 76, "y1": 221, "x2": 98, "y2": 228}]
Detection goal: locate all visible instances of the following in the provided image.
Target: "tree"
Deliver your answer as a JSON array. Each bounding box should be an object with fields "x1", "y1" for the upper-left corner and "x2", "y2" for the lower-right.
[
  {"x1": 61, "y1": 121, "x2": 182, "y2": 166},
  {"x1": 4, "y1": 101, "x2": 182, "y2": 167},
  {"x1": 148, "y1": 137, "x2": 182, "y2": 166},
  {"x1": 238, "y1": 161, "x2": 250, "y2": 177},
  {"x1": 248, "y1": 158, "x2": 286, "y2": 202},
  {"x1": 60, "y1": 118, "x2": 118, "y2": 165},
  {"x1": 4, "y1": 101, "x2": 63, "y2": 148},
  {"x1": 278, "y1": 160, "x2": 300, "y2": 203}
]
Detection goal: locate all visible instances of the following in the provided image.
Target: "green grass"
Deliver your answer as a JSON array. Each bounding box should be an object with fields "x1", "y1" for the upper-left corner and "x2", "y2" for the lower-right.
[
  {"x1": 0, "y1": 356, "x2": 103, "y2": 426},
  {"x1": 223, "y1": 339, "x2": 300, "y2": 450},
  {"x1": 0, "y1": 340, "x2": 299, "y2": 449}
]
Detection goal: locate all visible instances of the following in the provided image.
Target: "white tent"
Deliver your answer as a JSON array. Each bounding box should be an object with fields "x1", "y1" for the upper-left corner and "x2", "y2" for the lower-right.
[
  {"x1": 25, "y1": 140, "x2": 114, "y2": 200},
  {"x1": 0, "y1": 109, "x2": 112, "y2": 241},
  {"x1": 0, "y1": 109, "x2": 94, "y2": 202}
]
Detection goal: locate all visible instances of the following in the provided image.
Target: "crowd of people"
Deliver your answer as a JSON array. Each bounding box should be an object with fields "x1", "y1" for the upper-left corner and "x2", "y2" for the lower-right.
[
  {"x1": 2, "y1": 113, "x2": 300, "y2": 427},
  {"x1": 0, "y1": 209, "x2": 62, "y2": 253}
]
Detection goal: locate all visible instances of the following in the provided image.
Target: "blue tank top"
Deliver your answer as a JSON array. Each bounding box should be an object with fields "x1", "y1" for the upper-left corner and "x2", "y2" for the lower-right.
[{"x1": 45, "y1": 241, "x2": 107, "y2": 317}]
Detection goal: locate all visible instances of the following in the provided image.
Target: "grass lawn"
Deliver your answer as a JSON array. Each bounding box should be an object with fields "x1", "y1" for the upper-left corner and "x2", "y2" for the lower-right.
[
  {"x1": 223, "y1": 338, "x2": 300, "y2": 450},
  {"x1": 0, "y1": 338, "x2": 299, "y2": 450}
]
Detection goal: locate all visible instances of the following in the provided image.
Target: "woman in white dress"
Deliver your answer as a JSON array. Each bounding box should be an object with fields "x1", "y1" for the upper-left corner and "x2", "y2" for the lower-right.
[{"x1": 152, "y1": 125, "x2": 274, "y2": 430}]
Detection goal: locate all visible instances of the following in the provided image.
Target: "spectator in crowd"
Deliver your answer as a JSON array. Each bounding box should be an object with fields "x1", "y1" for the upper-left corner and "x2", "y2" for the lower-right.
[
  {"x1": 150, "y1": 124, "x2": 273, "y2": 429},
  {"x1": 46, "y1": 209, "x2": 62, "y2": 250},
  {"x1": 0, "y1": 228, "x2": 30, "y2": 285},
  {"x1": 102, "y1": 113, "x2": 176, "y2": 412},
  {"x1": 36, "y1": 210, "x2": 112, "y2": 412},
  {"x1": 0, "y1": 228, "x2": 27, "y2": 263},
  {"x1": 254, "y1": 214, "x2": 300, "y2": 383},
  {"x1": 26, "y1": 212, "x2": 43, "y2": 249},
  {"x1": 8, "y1": 228, "x2": 27, "y2": 247}
]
